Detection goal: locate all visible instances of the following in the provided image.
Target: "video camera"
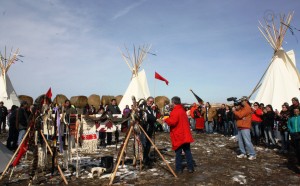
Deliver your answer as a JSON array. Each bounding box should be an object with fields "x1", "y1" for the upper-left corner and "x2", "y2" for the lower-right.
[{"x1": 227, "y1": 97, "x2": 241, "y2": 106}]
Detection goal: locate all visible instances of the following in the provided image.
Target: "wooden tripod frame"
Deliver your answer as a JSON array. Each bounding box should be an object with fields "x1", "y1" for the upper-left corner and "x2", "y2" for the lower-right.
[
  {"x1": 0, "y1": 128, "x2": 68, "y2": 185},
  {"x1": 109, "y1": 121, "x2": 177, "y2": 185}
]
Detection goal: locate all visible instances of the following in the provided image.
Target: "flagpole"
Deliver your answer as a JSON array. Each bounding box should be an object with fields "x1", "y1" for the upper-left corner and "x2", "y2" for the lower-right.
[{"x1": 154, "y1": 72, "x2": 156, "y2": 104}]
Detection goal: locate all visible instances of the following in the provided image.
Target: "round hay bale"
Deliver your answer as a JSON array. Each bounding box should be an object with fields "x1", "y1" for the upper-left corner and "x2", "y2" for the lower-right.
[
  {"x1": 115, "y1": 95, "x2": 123, "y2": 105},
  {"x1": 155, "y1": 96, "x2": 170, "y2": 110},
  {"x1": 53, "y1": 94, "x2": 68, "y2": 106},
  {"x1": 18, "y1": 95, "x2": 33, "y2": 106},
  {"x1": 70, "y1": 96, "x2": 88, "y2": 108},
  {"x1": 35, "y1": 94, "x2": 52, "y2": 106},
  {"x1": 101, "y1": 95, "x2": 114, "y2": 106},
  {"x1": 88, "y1": 94, "x2": 101, "y2": 108}
]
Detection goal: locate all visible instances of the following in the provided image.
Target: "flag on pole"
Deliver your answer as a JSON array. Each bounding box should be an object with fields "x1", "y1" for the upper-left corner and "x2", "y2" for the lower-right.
[
  {"x1": 155, "y1": 72, "x2": 169, "y2": 85},
  {"x1": 190, "y1": 89, "x2": 204, "y2": 104},
  {"x1": 45, "y1": 87, "x2": 52, "y2": 98},
  {"x1": 43, "y1": 87, "x2": 52, "y2": 104},
  {"x1": 12, "y1": 139, "x2": 28, "y2": 167}
]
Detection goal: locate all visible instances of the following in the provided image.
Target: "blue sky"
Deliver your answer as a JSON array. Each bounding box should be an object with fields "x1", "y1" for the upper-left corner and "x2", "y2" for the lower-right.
[{"x1": 0, "y1": 0, "x2": 299, "y2": 104}]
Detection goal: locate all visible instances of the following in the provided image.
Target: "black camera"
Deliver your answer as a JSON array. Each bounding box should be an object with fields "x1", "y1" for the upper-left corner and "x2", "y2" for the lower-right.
[
  {"x1": 227, "y1": 97, "x2": 237, "y2": 102},
  {"x1": 227, "y1": 97, "x2": 241, "y2": 106}
]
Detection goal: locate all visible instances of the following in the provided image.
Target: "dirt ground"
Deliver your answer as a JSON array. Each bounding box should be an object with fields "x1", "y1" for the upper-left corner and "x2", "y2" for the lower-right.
[{"x1": 1, "y1": 130, "x2": 300, "y2": 186}]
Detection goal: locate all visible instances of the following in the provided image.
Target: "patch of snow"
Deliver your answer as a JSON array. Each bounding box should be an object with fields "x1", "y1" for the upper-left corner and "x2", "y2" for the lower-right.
[{"x1": 232, "y1": 175, "x2": 247, "y2": 184}]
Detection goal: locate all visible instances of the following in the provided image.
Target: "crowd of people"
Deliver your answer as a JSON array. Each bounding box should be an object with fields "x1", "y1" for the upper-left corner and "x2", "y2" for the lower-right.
[
  {"x1": 185, "y1": 96, "x2": 300, "y2": 165},
  {"x1": 1, "y1": 95, "x2": 300, "y2": 174}
]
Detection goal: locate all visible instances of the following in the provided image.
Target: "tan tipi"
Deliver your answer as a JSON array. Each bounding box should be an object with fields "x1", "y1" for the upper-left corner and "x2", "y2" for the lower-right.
[
  {"x1": 250, "y1": 12, "x2": 300, "y2": 110},
  {"x1": 0, "y1": 48, "x2": 21, "y2": 109},
  {"x1": 118, "y1": 45, "x2": 151, "y2": 111}
]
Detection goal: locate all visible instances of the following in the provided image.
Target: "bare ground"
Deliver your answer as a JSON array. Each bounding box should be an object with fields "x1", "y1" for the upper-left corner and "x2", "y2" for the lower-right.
[{"x1": 1, "y1": 130, "x2": 300, "y2": 186}]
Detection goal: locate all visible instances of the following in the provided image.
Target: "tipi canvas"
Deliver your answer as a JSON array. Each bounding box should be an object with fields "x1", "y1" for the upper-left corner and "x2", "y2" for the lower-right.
[
  {"x1": 0, "y1": 48, "x2": 21, "y2": 109},
  {"x1": 252, "y1": 12, "x2": 300, "y2": 110},
  {"x1": 0, "y1": 142, "x2": 13, "y2": 173},
  {"x1": 118, "y1": 45, "x2": 151, "y2": 111}
]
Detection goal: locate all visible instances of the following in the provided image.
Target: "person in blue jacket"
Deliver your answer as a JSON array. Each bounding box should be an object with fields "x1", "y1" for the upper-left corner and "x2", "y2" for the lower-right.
[{"x1": 288, "y1": 107, "x2": 300, "y2": 166}]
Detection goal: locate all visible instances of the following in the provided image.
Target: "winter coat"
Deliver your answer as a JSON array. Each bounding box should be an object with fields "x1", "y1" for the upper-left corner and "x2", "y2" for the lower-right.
[
  {"x1": 164, "y1": 104, "x2": 194, "y2": 150},
  {"x1": 275, "y1": 110, "x2": 290, "y2": 132},
  {"x1": 233, "y1": 103, "x2": 252, "y2": 129},
  {"x1": 106, "y1": 104, "x2": 121, "y2": 115},
  {"x1": 288, "y1": 115, "x2": 300, "y2": 133},
  {"x1": 203, "y1": 107, "x2": 216, "y2": 122},
  {"x1": 263, "y1": 111, "x2": 275, "y2": 128},
  {"x1": 251, "y1": 108, "x2": 263, "y2": 122},
  {"x1": 0, "y1": 106, "x2": 8, "y2": 120}
]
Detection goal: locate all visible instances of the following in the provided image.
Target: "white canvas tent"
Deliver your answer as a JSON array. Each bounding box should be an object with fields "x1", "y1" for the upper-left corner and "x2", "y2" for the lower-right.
[
  {"x1": 0, "y1": 142, "x2": 13, "y2": 173},
  {"x1": 118, "y1": 45, "x2": 151, "y2": 111},
  {"x1": 250, "y1": 12, "x2": 300, "y2": 110},
  {"x1": 0, "y1": 48, "x2": 21, "y2": 109}
]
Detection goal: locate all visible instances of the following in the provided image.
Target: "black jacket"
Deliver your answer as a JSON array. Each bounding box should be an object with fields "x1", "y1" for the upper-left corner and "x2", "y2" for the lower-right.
[
  {"x1": 262, "y1": 111, "x2": 275, "y2": 128},
  {"x1": 17, "y1": 108, "x2": 29, "y2": 130},
  {"x1": 0, "y1": 106, "x2": 8, "y2": 119}
]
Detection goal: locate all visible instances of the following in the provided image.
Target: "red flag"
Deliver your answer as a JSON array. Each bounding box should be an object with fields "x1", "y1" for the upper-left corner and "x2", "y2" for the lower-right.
[
  {"x1": 45, "y1": 87, "x2": 52, "y2": 98},
  {"x1": 155, "y1": 72, "x2": 169, "y2": 85},
  {"x1": 12, "y1": 139, "x2": 28, "y2": 167}
]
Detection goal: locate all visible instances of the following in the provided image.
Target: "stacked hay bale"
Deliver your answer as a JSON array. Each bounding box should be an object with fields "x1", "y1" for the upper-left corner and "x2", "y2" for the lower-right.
[
  {"x1": 53, "y1": 94, "x2": 68, "y2": 106},
  {"x1": 18, "y1": 95, "x2": 33, "y2": 106},
  {"x1": 155, "y1": 96, "x2": 170, "y2": 110},
  {"x1": 101, "y1": 95, "x2": 114, "y2": 106},
  {"x1": 70, "y1": 96, "x2": 88, "y2": 108},
  {"x1": 88, "y1": 94, "x2": 101, "y2": 109},
  {"x1": 35, "y1": 94, "x2": 52, "y2": 105},
  {"x1": 115, "y1": 95, "x2": 123, "y2": 105}
]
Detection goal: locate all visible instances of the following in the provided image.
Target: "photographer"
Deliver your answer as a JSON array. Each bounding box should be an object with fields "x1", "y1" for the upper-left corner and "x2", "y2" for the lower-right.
[{"x1": 232, "y1": 97, "x2": 256, "y2": 160}]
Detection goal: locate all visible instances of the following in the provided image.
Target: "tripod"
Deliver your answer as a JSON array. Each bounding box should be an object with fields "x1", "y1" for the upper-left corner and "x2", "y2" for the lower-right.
[{"x1": 109, "y1": 98, "x2": 177, "y2": 185}]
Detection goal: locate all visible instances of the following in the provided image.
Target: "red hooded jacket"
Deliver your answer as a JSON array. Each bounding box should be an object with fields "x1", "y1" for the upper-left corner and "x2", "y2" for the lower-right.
[{"x1": 164, "y1": 104, "x2": 194, "y2": 150}]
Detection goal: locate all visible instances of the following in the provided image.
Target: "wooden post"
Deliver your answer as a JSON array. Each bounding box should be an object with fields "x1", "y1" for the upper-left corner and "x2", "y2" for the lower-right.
[
  {"x1": 109, "y1": 125, "x2": 134, "y2": 185},
  {"x1": 0, "y1": 125, "x2": 32, "y2": 180},
  {"x1": 40, "y1": 131, "x2": 68, "y2": 185},
  {"x1": 138, "y1": 124, "x2": 177, "y2": 178}
]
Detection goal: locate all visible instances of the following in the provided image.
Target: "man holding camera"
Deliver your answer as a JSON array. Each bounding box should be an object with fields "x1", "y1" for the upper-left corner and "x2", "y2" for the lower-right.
[{"x1": 232, "y1": 97, "x2": 256, "y2": 160}]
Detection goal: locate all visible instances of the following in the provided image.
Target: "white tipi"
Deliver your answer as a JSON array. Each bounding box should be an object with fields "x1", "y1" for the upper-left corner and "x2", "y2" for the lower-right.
[
  {"x1": 0, "y1": 48, "x2": 21, "y2": 109},
  {"x1": 118, "y1": 45, "x2": 151, "y2": 111},
  {"x1": 251, "y1": 12, "x2": 300, "y2": 110}
]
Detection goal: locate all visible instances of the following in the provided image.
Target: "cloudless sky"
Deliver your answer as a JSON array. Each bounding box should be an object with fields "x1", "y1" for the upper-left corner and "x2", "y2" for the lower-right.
[{"x1": 0, "y1": 0, "x2": 299, "y2": 104}]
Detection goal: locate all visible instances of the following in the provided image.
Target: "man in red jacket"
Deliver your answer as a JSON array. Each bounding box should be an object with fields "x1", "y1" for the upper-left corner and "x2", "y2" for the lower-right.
[{"x1": 158, "y1": 96, "x2": 194, "y2": 173}]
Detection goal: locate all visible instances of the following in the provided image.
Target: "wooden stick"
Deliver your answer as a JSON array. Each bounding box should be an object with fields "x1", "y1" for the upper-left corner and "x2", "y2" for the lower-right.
[
  {"x1": 0, "y1": 125, "x2": 32, "y2": 180},
  {"x1": 40, "y1": 131, "x2": 68, "y2": 185},
  {"x1": 138, "y1": 124, "x2": 177, "y2": 178},
  {"x1": 109, "y1": 125, "x2": 134, "y2": 185}
]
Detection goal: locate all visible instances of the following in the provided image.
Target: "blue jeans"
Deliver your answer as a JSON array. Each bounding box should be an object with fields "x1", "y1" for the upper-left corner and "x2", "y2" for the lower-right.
[
  {"x1": 238, "y1": 129, "x2": 256, "y2": 156},
  {"x1": 18, "y1": 129, "x2": 26, "y2": 145},
  {"x1": 280, "y1": 131, "x2": 289, "y2": 151},
  {"x1": 175, "y1": 143, "x2": 194, "y2": 172},
  {"x1": 205, "y1": 121, "x2": 213, "y2": 134},
  {"x1": 190, "y1": 118, "x2": 195, "y2": 130},
  {"x1": 251, "y1": 122, "x2": 261, "y2": 145},
  {"x1": 223, "y1": 121, "x2": 230, "y2": 136},
  {"x1": 163, "y1": 123, "x2": 170, "y2": 132},
  {"x1": 264, "y1": 126, "x2": 276, "y2": 145}
]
